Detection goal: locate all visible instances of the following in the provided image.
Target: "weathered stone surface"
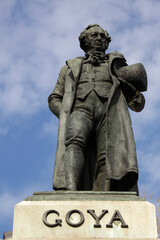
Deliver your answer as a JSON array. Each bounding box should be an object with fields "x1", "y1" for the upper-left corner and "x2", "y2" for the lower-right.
[
  {"x1": 25, "y1": 191, "x2": 143, "y2": 201},
  {"x1": 21, "y1": 192, "x2": 150, "y2": 239},
  {"x1": 3, "y1": 231, "x2": 12, "y2": 239},
  {"x1": 13, "y1": 200, "x2": 157, "y2": 239},
  {"x1": 6, "y1": 238, "x2": 159, "y2": 240}
]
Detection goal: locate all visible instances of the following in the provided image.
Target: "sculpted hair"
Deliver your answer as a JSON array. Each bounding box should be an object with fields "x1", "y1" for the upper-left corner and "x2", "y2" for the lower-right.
[{"x1": 79, "y1": 24, "x2": 111, "y2": 52}]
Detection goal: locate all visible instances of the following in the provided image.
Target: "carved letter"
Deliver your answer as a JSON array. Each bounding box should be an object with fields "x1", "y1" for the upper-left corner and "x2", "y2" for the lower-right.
[
  {"x1": 106, "y1": 210, "x2": 128, "y2": 228},
  {"x1": 42, "y1": 210, "x2": 62, "y2": 227},
  {"x1": 66, "y1": 210, "x2": 84, "y2": 227},
  {"x1": 87, "y1": 209, "x2": 108, "y2": 228}
]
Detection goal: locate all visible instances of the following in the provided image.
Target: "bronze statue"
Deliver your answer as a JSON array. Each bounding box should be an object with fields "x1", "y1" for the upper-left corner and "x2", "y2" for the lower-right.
[{"x1": 48, "y1": 24, "x2": 147, "y2": 193}]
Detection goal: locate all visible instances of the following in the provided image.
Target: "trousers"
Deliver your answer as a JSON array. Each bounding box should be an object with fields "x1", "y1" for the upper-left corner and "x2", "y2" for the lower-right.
[{"x1": 65, "y1": 90, "x2": 109, "y2": 190}]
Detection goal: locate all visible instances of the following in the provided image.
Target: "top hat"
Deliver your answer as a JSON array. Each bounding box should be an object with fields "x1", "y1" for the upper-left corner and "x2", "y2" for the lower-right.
[{"x1": 116, "y1": 63, "x2": 147, "y2": 92}]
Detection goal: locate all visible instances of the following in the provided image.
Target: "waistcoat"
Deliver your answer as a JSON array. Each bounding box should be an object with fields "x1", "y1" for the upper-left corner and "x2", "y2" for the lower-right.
[{"x1": 76, "y1": 61, "x2": 112, "y2": 99}]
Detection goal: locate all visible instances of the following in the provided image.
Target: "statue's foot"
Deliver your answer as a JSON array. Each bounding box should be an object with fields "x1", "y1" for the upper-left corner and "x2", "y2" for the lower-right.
[
  {"x1": 66, "y1": 179, "x2": 78, "y2": 191},
  {"x1": 67, "y1": 185, "x2": 77, "y2": 191},
  {"x1": 94, "y1": 172, "x2": 110, "y2": 191}
]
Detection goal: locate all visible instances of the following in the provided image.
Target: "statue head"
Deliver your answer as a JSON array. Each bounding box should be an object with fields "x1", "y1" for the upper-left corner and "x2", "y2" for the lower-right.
[{"x1": 79, "y1": 24, "x2": 111, "y2": 53}]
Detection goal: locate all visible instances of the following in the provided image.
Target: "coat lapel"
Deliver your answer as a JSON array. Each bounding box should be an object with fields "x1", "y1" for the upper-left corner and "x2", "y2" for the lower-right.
[{"x1": 66, "y1": 57, "x2": 83, "y2": 81}]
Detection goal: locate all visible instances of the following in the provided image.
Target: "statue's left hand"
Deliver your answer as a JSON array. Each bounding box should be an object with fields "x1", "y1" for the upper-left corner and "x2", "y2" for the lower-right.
[{"x1": 118, "y1": 77, "x2": 137, "y2": 100}]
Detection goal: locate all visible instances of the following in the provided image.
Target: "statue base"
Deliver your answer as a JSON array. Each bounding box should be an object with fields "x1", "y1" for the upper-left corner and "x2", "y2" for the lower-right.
[{"x1": 9, "y1": 192, "x2": 158, "y2": 239}]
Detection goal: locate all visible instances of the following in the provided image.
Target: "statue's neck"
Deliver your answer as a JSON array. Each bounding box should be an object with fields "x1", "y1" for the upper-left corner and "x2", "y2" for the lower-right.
[
  {"x1": 84, "y1": 50, "x2": 107, "y2": 65},
  {"x1": 86, "y1": 49, "x2": 105, "y2": 56}
]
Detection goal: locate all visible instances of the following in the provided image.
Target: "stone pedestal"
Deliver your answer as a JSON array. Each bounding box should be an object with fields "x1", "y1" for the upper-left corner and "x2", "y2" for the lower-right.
[{"x1": 11, "y1": 192, "x2": 157, "y2": 239}]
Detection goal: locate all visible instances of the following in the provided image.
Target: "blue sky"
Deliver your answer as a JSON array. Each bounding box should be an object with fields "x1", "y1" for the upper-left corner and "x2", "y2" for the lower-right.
[{"x1": 0, "y1": 0, "x2": 160, "y2": 237}]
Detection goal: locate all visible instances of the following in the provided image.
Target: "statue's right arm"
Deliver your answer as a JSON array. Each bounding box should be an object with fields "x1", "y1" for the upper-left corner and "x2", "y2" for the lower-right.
[{"x1": 48, "y1": 66, "x2": 67, "y2": 118}]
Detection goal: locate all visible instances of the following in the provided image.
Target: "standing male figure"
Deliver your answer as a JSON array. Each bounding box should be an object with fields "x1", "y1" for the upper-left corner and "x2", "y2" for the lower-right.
[{"x1": 48, "y1": 24, "x2": 146, "y2": 192}]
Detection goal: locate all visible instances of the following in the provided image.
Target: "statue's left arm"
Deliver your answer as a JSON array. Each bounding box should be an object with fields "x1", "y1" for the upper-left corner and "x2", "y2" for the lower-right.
[
  {"x1": 118, "y1": 77, "x2": 145, "y2": 112},
  {"x1": 113, "y1": 57, "x2": 146, "y2": 112}
]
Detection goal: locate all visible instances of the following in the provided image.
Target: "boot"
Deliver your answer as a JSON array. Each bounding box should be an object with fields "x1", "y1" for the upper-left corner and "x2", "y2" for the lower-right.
[{"x1": 64, "y1": 147, "x2": 84, "y2": 190}]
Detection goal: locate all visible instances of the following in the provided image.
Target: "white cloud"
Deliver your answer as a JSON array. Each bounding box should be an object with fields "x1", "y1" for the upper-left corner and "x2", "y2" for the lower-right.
[
  {"x1": 0, "y1": 127, "x2": 8, "y2": 136},
  {"x1": 0, "y1": 184, "x2": 47, "y2": 224},
  {"x1": 0, "y1": 192, "x2": 20, "y2": 220},
  {"x1": 41, "y1": 117, "x2": 59, "y2": 137},
  {"x1": 138, "y1": 149, "x2": 160, "y2": 196},
  {"x1": 0, "y1": 2, "x2": 160, "y2": 236},
  {"x1": 0, "y1": 0, "x2": 159, "y2": 192},
  {"x1": 0, "y1": 0, "x2": 159, "y2": 123},
  {"x1": 0, "y1": 160, "x2": 54, "y2": 228},
  {"x1": 0, "y1": 0, "x2": 159, "y2": 177}
]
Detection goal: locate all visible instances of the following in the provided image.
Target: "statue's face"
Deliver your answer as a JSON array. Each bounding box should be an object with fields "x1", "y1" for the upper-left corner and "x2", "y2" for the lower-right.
[{"x1": 85, "y1": 26, "x2": 108, "y2": 52}]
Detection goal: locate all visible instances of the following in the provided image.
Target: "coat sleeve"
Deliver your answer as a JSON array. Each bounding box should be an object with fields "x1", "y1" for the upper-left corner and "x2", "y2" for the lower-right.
[
  {"x1": 113, "y1": 58, "x2": 145, "y2": 112},
  {"x1": 48, "y1": 65, "x2": 67, "y2": 118},
  {"x1": 127, "y1": 91, "x2": 145, "y2": 112},
  {"x1": 118, "y1": 76, "x2": 145, "y2": 112}
]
